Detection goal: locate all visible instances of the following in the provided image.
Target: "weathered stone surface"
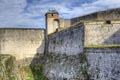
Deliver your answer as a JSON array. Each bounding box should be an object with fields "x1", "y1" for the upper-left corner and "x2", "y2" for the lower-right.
[
  {"x1": 85, "y1": 48, "x2": 120, "y2": 80},
  {"x1": 0, "y1": 54, "x2": 48, "y2": 80},
  {"x1": 1, "y1": 8, "x2": 120, "y2": 80},
  {"x1": 70, "y1": 8, "x2": 120, "y2": 26},
  {"x1": 0, "y1": 54, "x2": 21, "y2": 80},
  {"x1": 85, "y1": 20, "x2": 120, "y2": 46},
  {"x1": 43, "y1": 53, "x2": 89, "y2": 80},
  {"x1": 48, "y1": 23, "x2": 84, "y2": 55},
  {"x1": 0, "y1": 28, "x2": 45, "y2": 60}
]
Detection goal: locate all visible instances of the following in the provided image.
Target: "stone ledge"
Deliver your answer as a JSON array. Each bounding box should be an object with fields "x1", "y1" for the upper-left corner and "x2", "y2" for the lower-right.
[{"x1": 84, "y1": 44, "x2": 120, "y2": 48}]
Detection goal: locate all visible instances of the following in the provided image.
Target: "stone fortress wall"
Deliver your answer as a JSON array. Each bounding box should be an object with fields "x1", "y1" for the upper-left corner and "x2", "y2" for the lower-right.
[
  {"x1": 0, "y1": 8, "x2": 120, "y2": 79},
  {"x1": 48, "y1": 23, "x2": 84, "y2": 55},
  {"x1": 0, "y1": 28, "x2": 45, "y2": 60},
  {"x1": 0, "y1": 8, "x2": 120, "y2": 60},
  {"x1": 45, "y1": 8, "x2": 120, "y2": 80},
  {"x1": 70, "y1": 8, "x2": 120, "y2": 25},
  {"x1": 49, "y1": 8, "x2": 120, "y2": 32},
  {"x1": 47, "y1": 8, "x2": 120, "y2": 46},
  {"x1": 84, "y1": 20, "x2": 120, "y2": 47}
]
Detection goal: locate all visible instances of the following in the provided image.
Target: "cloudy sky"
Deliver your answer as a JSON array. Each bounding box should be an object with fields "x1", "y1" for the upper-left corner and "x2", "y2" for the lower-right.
[{"x1": 0, "y1": 0, "x2": 120, "y2": 28}]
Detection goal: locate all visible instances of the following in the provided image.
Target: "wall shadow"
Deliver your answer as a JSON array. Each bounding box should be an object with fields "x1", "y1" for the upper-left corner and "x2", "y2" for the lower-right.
[
  {"x1": 29, "y1": 39, "x2": 48, "y2": 80},
  {"x1": 104, "y1": 29, "x2": 120, "y2": 44}
]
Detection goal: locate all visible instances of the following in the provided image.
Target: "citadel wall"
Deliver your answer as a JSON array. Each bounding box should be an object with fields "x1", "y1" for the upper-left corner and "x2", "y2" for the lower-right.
[
  {"x1": 46, "y1": 20, "x2": 120, "y2": 79},
  {"x1": 84, "y1": 20, "x2": 120, "y2": 47},
  {"x1": 46, "y1": 8, "x2": 120, "y2": 79},
  {"x1": 0, "y1": 8, "x2": 120, "y2": 79},
  {"x1": 48, "y1": 23, "x2": 84, "y2": 55},
  {"x1": 0, "y1": 28, "x2": 45, "y2": 60},
  {"x1": 47, "y1": 8, "x2": 120, "y2": 35},
  {"x1": 70, "y1": 8, "x2": 120, "y2": 26},
  {"x1": 85, "y1": 48, "x2": 120, "y2": 80}
]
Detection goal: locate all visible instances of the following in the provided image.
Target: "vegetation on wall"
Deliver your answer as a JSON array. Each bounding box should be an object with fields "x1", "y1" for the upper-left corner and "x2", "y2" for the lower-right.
[
  {"x1": 0, "y1": 54, "x2": 17, "y2": 80},
  {"x1": 79, "y1": 53, "x2": 90, "y2": 80},
  {"x1": 19, "y1": 64, "x2": 48, "y2": 80},
  {"x1": 0, "y1": 54, "x2": 48, "y2": 80}
]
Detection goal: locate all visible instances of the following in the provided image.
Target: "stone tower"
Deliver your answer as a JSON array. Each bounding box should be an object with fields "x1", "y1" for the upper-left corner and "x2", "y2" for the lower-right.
[{"x1": 45, "y1": 10, "x2": 60, "y2": 34}]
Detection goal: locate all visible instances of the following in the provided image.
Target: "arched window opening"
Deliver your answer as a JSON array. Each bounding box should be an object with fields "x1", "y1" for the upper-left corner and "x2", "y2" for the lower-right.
[{"x1": 53, "y1": 19, "x2": 60, "y2": 32}]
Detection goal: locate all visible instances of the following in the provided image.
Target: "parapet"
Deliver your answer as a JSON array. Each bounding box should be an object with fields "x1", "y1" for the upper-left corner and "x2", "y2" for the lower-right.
[{"x1": 70, "y1": 8, "x2": 120, "y2": 26}]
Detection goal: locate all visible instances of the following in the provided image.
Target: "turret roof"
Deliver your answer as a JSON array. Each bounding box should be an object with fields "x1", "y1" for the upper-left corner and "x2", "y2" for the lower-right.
[{"x1": 46, "y1": 10, "x2": 58, "y2": 14}]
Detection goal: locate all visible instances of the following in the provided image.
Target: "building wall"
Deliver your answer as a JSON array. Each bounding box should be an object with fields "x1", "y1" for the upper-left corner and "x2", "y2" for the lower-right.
[
  {"x1": 46, "y1": 17, "x2": 68, "y2": 34},
  {"x1": 46, "y1": 20, "x2": 120, "y2": 79},
  {"x1": 46, "y1": 18, "x2": 55, "y2": 34},
  {"x1": 70, "y1": 8, "x2": 120, "y2": 26},
  {"x1": 48, "y1": 23, "x2": 84, "y2": 55},
  {"x1": 64, "y1": 19, "x2": 71, "y2": 28},
  {"x1": 0, "y1": 28, "x2": 45, "y2": 60},
  {"x1": 44, "y1": 8, "x2": 120, "y2": 80},
  {"x1": 84, "y1": 20, "x2": 120, "y2": 46},
  {"x1": 85, "y1": 48, "x2": 120, "y2": 80}
]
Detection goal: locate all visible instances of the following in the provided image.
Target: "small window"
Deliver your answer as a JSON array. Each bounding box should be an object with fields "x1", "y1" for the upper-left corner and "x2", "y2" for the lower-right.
[
  {"x1": 56, "y1": 28, "x2": 58, "y2": 32},
  {"x1": 51, "y1": 14, "x2": 54, "y2": 16},
  {"x1": 105, "y1": 20, "x2": 111, "y2": 24},
  {"x1": 63, "y1": 78, "x2": 67, "y2": 80}
]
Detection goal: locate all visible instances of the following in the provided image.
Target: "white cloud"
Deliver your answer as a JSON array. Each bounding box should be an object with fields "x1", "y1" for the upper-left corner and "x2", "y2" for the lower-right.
[
  {"x1": 24, "y1": 0, "x2": 120, "y2": 19},
  {"x1": 0, "y1": 0, "x2": 120, "y2": 28}
]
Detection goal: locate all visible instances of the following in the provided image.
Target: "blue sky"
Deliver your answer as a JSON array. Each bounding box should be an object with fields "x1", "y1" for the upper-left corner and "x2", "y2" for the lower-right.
[{"x1": 0, "y1": 0, "x2": 120, "y2": 28}]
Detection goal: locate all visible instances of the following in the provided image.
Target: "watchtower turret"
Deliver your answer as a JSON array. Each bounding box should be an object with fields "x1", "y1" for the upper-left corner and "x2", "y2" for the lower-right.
[{"x1": 45, "y1": 10, "x2": 60, "y2": 34}]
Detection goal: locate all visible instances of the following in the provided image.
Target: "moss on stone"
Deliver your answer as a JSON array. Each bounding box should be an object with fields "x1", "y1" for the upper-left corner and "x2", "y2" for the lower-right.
[
  {"x1": 19, "y1": 64, "x2": 48, "y2": 80},
  {"x1": 81, "y1": 66, "x2": 89, "y2": 80},
  {"x1": 79, "y1": 53, "x2": 87, "y2": 63},
  {"x1": 0, "y1": 54, "x2": 48, "y2": 80},
  {"x1": 5, "y1": 56, "x2": 16, "y2": 80},
  {"x1": 0, "y1": 76, "x2": 3, "y2": 80},
  {"x1": 0, "y1": 54, "x2": 11, "y2": 60},
  {"x1": 78, "y1": 53, "x2": 90, "y2": 80},
  {"x1": 0, "y1": 54, "x2": 17, "y2": 80},
  {"x1": 19, "y1": 66, "x2": 34, "y2": 80},
  {"x1": 30, "y1": 64, "x2": 48, "y2": 80}
]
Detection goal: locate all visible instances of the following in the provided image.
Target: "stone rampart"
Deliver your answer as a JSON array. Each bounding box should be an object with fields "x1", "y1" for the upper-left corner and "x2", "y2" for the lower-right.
[{"x1": 0, "y1": 28, "x2": 45, "y2": 60}]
